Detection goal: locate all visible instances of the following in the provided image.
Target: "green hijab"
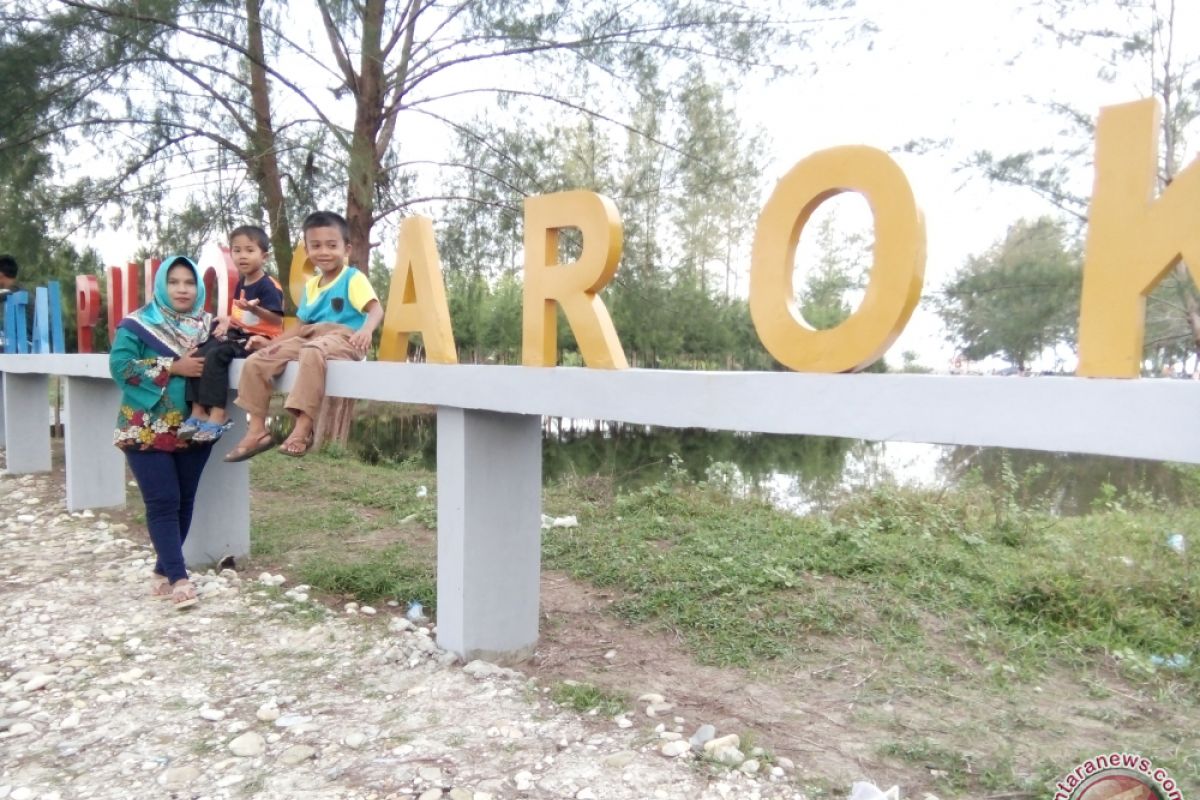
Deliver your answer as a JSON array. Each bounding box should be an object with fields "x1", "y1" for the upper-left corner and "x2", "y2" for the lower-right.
[{"x1": 119, "y1": 255, "x2": 211, "y2": 357}]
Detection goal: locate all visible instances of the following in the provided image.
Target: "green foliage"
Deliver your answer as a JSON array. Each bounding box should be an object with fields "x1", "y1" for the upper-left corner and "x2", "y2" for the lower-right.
[
  {"x1": 429, "y1": 66, "x2": 864, "y2": 371},
  {"x1": 300, "y1": 546, "x2": 435, "y2": 608},
  {"x1": 937, "y1": 217, "x2": 1081, "y2": 369},
  {"x1": 968, "y1": 0, "x2": 1200, "y2": 364},
  {"x1": 543, "y1": 469, "x2": 1198, "y2": 676},
  {"x1": 900, "y1": 349, "x2": 932, "y2": 373},
  {"x1": 549, "y1": 682, "x2": 627, "y2": 717},
  {"x1": 797, "y1": 214, "x2": 869, "y2": 331},
  {"x1": 0, "y1": 11, "x2": 107, "y2": 352},
  {"x1": 1, "y1": 0, "x2": 843, "y2": 315}
]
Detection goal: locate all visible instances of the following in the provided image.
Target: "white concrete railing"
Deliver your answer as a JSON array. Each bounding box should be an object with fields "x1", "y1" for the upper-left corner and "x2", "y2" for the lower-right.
[{"x1": 3, "y1": 353, "x2": 1199, "y2": 660}]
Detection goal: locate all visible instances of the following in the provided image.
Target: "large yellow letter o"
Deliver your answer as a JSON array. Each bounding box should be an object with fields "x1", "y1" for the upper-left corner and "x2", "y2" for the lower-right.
[{"x1": 749, "y1": 146, "x2": 925, "y2": 372}]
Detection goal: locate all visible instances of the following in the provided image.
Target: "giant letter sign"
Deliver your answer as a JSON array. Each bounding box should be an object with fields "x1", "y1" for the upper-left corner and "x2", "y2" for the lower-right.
[
  {"x1": 31, "y1": 287, "x2": 50, "y2": 354},
  {"x1": 522, "y1": 191, "x2": 627, "y2": 369},
  {"x1": 196, "y1": 243, "x2": 239, "y2": 316},
  {"x1": 3, "y1": 290, "x2": 29, "y2": 353},
  {"x1": 76, "y1": 275, "x2": 100, "y2": 353},
  {"x1": 750, "y1": 146, "x2": 925, "y2": 373},
  {"x1": 105, "y1": 262, "x2": 141, "y2": 343},
  {"x1": 1077, "y1": 99, "x2": 1200, "y2": 377},
  {"x1": 288, "y1": 243, "x2": 315, "y2": 324},
  {"x1": 378, "y1": 216, "x2": 458, "y2": 364},
  {"x1": 143, "y1": 257, "x2": 161, "y2": 305}
]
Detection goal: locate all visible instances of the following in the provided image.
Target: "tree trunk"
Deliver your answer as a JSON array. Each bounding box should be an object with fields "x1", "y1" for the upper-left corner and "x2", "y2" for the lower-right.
[
  {"x1": 245, "y1": 0, "x2": 293, "y2": 306},
  {"x1": 314, "y1": 397, "x2": 356, "y2": 449},
  {"x1": 344, "y1": 0, "x2": 386, "y2": 274},
  {"x1": 1177, "y1": 263, "x2": 1200, "y2": 357},
  {"x1": 317, "y1": 0, "x2": 388, "y2": 446}
]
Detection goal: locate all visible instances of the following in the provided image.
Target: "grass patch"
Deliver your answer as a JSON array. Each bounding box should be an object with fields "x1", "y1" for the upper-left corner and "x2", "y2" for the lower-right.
[
  {"x1": 299, "y1": 545, "x2": 435, "y2": 607},
  {"x1": 541, "y1": 470, "x2": 1199, "y2": 678},
  {"x1": 249, "y1": 447, "x2": 1198, "y2": 682},
  {"x1": 550, "y1": 681, "x2": 626, "y2": 717},
  {"x1": 248, "y1": 448, "x2": 436, "y2": 605}
]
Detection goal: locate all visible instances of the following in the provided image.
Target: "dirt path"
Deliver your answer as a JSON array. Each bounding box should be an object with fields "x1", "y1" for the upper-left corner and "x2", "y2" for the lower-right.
[{"x1": 0, "y1": 470, "x2": 804, "y2": 800}]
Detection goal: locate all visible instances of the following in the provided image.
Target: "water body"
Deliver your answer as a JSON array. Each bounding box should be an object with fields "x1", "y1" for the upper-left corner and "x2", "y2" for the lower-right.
[{"x1": 349, "y1": 410, "x2": 1194, "y2": 516}]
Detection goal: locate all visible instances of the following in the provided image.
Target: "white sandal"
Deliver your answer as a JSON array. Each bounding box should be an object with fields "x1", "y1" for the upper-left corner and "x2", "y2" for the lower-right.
[
  {"x1": 171, "y1": 579, "x2": 199, "y2": 610},
  {"x1": 149, "y1": 574, "x2": 172, "y2": 600}
]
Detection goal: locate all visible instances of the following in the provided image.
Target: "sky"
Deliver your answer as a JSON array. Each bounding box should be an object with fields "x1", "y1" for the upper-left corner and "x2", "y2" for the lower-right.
[
  {"x1": 740, "y1": 0, "x2": 1144, "y2": 369},
  {"x1": 78, "y1": 0, "x2": 1198, "y2": 370},
  {"x1": 735, "y1": 0, "x2": 1198, "y2": 369}
]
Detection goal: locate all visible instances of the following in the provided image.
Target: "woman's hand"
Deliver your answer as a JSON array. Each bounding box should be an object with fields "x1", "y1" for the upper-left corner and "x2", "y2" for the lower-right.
[
  {"x1": 213, "y1": 317, "x2": 232, "y2": 338},
  {"x1": 245, "y1": 335, "x2": 269, "y2": 352},
  {"x1": 169, "y1": 351, "x2": 205, "y2": 377}
]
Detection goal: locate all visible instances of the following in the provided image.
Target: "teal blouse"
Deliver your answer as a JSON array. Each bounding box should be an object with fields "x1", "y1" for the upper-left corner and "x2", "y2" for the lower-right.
[{"x1": 109, "y1": 327, "x2": 193, "y2": 451}]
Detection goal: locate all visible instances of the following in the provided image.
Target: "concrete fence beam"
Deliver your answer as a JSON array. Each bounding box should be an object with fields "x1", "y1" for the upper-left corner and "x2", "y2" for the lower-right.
[{"x1": 5, "y1": 353, "x2": 1200, "y2": 661}]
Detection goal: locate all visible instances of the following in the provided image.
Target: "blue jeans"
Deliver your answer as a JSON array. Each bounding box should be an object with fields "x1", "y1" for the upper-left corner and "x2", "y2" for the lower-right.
[{"x1": 125, "y1": 447, "x2": 212, "y2": 584}]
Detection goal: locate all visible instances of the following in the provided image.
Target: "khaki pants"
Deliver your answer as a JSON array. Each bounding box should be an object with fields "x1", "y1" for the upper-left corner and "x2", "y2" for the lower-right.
[{"x1": 234, "y1": 323, "x2": 359, "y2": 419}]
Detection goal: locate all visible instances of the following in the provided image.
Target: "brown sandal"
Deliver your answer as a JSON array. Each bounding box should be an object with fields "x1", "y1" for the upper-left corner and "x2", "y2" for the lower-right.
[
  {"x1": 223, "y1": 432, "x2": 276, "y2": 463},
  {"x1": 171, "y1": 579, "x2": 198, "y2": 610}
]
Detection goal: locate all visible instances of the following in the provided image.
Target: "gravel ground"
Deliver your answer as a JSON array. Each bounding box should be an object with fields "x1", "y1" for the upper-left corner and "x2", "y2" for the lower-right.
[{"x1": 0, "y1": 470, "x2": 808, "y2": 800}]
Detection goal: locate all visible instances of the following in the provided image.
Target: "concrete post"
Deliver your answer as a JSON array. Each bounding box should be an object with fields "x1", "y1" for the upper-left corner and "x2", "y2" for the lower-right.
[
  {"x1": 436, "y1": 408, "x2": 542, "y2": 662},
  {"x1": 0, "y1": 375, "x2": 5, "y2": 448},
  {"x1": 183, "y1": 393, "x2": 250, "y2": 569},
  {"x1": 2, "y1": 372, "x2": 51, "y2": 473},
  {"x1": 63, "y1": 376, "x2": 125, "y2": 510}
]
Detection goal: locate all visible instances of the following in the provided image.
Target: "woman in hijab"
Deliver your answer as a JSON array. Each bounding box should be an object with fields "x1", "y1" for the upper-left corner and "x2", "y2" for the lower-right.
[{"x1": 110, "y1": 255, "x2": 213, "y2": 609}]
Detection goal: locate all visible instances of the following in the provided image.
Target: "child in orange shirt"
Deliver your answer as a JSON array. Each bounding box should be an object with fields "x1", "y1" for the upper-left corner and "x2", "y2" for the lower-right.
[{"x1": 179, "y1": 225, "x2": 285, "y2": 443}]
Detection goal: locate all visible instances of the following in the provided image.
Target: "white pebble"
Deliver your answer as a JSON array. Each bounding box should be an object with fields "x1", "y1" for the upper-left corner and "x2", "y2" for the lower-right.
[
  {"x1": 228, "y1": 732, "x2": 265, "y2": 757},
  {"x1": 661, "y1": 740, "x2": 690, "y2": 757}
]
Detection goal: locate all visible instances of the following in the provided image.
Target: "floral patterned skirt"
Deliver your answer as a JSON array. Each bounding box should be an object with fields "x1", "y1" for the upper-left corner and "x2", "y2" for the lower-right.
[{"x1": 113, "y1": 405, "x2": 190, "y2": 451}]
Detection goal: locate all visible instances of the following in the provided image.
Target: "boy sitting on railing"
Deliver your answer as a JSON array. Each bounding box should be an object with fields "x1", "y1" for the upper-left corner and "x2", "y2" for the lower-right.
[{"x1": 222, "y1": 211, "x2": 383, "y2": 462}]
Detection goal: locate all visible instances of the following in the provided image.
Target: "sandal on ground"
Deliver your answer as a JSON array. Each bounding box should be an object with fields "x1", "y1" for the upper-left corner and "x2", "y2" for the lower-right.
[
  {"x1": 177, "y1": 416, "x2": 205, "y2": 441},
  {"x1": 223, "y1": 432, "x2": 276, "y2": 463},
  {"x1": 278, "y1": 431, "x2": 315, "y2": 458},
  {"x1": 149, "y1": 574, "x2": 172, "y2": 600},
  {"x1": 192, "y1": 420, "x2": 234, "y2": 444},
  {"x1": 171, "y1": 579, "x2": 198, "y2": 610}
]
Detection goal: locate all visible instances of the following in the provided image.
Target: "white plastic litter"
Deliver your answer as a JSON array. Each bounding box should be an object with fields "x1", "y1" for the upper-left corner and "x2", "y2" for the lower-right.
[{"x1": 848, "y1": 781, "x2": 900, "y2": 800}]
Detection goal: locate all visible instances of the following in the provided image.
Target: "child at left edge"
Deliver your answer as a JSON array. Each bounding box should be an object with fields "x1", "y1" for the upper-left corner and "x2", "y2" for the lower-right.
[{"x1": 178, "y1": 225, "x2": 285, "y2": 443}]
